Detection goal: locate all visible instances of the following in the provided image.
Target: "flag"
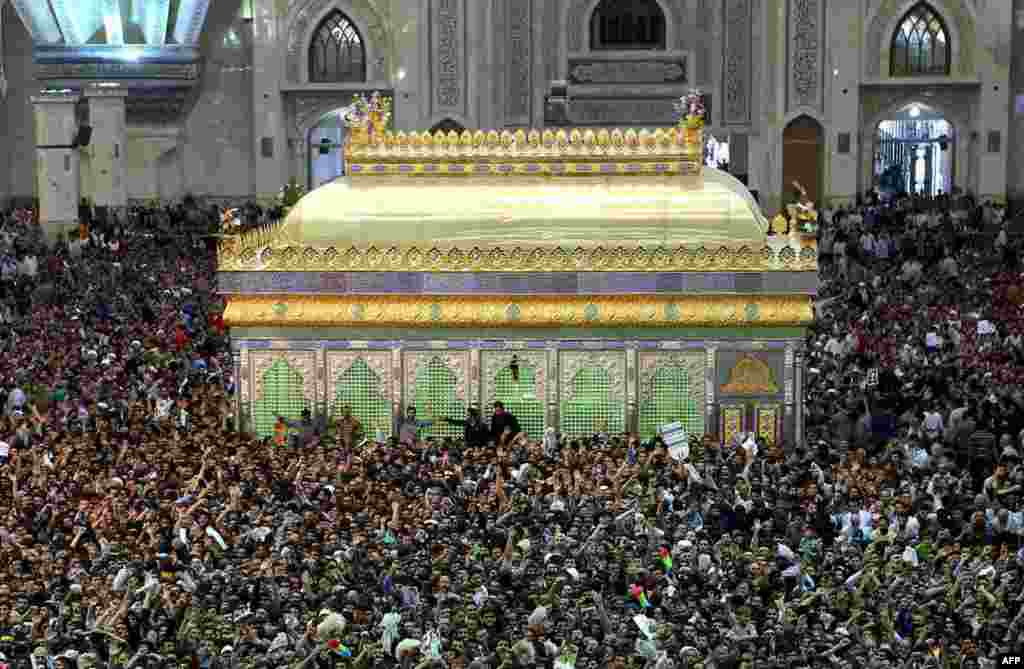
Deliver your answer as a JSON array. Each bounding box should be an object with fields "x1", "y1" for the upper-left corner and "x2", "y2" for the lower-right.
[{"x1": 658, "y1": 547, "x2": 673, "y2": 573}]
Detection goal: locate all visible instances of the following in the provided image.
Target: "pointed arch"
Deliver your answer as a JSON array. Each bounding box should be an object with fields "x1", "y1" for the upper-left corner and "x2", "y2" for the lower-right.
[
  {"x1": 413, "y1": 356, "x2": 466, "y2": 440},
  {"x1": 560, "y1": 366, "x2": 625, "y2": 437},
  {"x1": 890, "y1": 2, "x2": 951, "y2": 76},
  {"x1": 251, "y1": 359, "x2": 311, "y2": 437},
  {"x1": 491, "y1": 365, "x2": 545, "y2": 440},
  {"x1": 308, "y1": 9, "x2": 366, "y2": 82},
  {"x1": 332, "y1": 357, "x2": 391, "y2": 437},
  {"x1": 638, "y1": 366, "x2": 704, "y2": 441}
]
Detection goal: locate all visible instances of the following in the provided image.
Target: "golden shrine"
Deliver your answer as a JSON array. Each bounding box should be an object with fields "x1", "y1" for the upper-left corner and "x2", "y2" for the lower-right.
[{"x1": 219, "y1": 98, "x2": 817, "y2": 447}]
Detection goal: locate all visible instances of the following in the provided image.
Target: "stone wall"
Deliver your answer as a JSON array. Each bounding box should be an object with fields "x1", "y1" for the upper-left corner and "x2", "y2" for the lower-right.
[
  {"x1": 1, "y1": 2, "x2": 40, "y2": 204},
  {"x1": 0, "y1": 0, "x2": 1018, "y2": 208}
]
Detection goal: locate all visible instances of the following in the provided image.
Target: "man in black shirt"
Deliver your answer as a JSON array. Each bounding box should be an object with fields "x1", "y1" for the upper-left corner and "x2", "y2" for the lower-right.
[
  {"x1": 489, "y1": 401, "x2": 520, "y2": 446},
  {"x1": 442, "y1": 407, "x2": 489, "y2": 449}
]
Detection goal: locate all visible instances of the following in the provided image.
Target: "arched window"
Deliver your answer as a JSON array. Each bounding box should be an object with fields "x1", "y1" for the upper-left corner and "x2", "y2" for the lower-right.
[
  {"x1": 308, "y1": 10, "x2": 366, "y2": 82},
  {"x1": 890, "y1": 3, "x2": 950, "y2": 77},
  {"x1": 590, "y1": 0, "x2": 666, "y2": 51}
]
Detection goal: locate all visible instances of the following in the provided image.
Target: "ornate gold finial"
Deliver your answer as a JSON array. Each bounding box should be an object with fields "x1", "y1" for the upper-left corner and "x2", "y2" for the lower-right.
[{"x1": 342, "y1": 92, "x2": 392, "y2": 153}]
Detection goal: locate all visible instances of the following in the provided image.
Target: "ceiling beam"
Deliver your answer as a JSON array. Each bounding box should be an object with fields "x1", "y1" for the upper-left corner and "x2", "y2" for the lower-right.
[
  {"x1": 100, "y1": 0, "x2": 122, "y2": 45},
  {"x1": 143, "y1": 0, "x2": 171, "y2": 45},
  {"x1": 8, "y1": 0, "x2": 63, "y2": 43},
  {"x1": 48, "y1": 0, "x2": 102, "y2": 44},
  {"x1": 172, "y1": 0, "x2": 210, "y2": 45}
]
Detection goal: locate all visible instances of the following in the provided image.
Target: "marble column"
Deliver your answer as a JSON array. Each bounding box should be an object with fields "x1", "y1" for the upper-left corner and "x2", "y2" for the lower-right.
[
  {"x1": 83, "y1": 87, "x2": 128, "y2": 210},
  {"x1": 32, "y1": 93, "x2": 81, "y2": 242},
  {"x1": 250, "y1": 0, "x2": 286, "y2": 201}
]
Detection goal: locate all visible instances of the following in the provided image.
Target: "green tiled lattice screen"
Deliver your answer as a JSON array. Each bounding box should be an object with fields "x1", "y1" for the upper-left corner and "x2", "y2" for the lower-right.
[
  {"x1": 331, "y1": 358, "x2": 392, "y2": 438},
  {"x1": 560, "y1": 367, "x2": 625, "y2": 437},
  {"x1": 414, "y1": 357, "x2": 465, "y2": 440},
  {"x1": 251, "y1": 360, "x2": 311, "y2": 438},
  {"x1": 638, "y1": 367, "x2": 704, "y2": 441},
  {"x1": 489, "y1": 366, "x2": 544, "y2": 441}
]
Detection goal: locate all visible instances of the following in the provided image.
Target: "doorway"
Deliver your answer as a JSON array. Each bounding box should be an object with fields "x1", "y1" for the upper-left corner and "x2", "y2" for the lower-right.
[
  {"x1": 873, "y1": 103, "x2": 952, "y2": 198},
  {"x1": 782, "y1": 115, "x2": 824, "y2": 207},
  {"x1": 307, "y1": 110, "x2": 348, "y2": 191}
]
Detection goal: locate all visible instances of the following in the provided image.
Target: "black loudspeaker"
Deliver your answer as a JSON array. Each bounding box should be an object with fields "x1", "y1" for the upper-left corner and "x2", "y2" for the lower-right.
[{"x1": 73, "y1": 125, "x2": 93, "y2": 148}]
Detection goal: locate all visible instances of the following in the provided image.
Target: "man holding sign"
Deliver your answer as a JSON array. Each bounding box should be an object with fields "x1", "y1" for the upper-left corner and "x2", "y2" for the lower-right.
[{"x1": 659, "y1": 422, "x2": 689, "y2": 462}]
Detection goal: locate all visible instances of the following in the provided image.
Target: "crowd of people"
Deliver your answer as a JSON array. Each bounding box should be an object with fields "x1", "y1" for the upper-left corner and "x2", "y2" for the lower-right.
[{"x1": 0, "y1": 193, "x2": 1021, "y2": 668}]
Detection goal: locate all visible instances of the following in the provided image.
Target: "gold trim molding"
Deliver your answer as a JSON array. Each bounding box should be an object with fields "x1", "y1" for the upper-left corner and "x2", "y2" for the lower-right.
[
  {"x1": 345, "y1": 127, "x2": 703, "y2": 177},
  {"x1": 218, "y1": 238, "x2": 818, "y2": 273},
  {"x1": 224, "y1": 294, "x2": 814, "y2": 328}
]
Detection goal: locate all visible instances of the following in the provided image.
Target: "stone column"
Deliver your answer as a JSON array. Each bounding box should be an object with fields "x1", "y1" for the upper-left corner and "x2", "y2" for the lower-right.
[
  {"x1": 32, "y1": 93, "x2": 81, "y2": 242},
  {"x1": 250, "y1": 0, "x2": 286, "y2": 201},
  {"x1": 83, "y1": 86, "x2": 128, "y2": 210}
]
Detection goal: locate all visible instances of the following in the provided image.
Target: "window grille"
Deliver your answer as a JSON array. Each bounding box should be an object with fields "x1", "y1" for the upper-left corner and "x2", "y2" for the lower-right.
[
  {"x1": 309, "y1": 11, "x2": 366, "y2": 82},
  {"x1": 560, "y1": 367, "x2": 625, "y2": 437},
  {"x1": 251, "y1": 360, "x2": 310, "y2": 437}
]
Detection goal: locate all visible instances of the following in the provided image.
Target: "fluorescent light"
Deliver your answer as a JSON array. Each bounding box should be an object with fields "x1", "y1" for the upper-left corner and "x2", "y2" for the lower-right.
[
  {"x1": 120, "y1": 49, "x2": 144, "y2": 62},
  {"x1": 97, "y1": 82, "x2": 121, "y2": 88}
]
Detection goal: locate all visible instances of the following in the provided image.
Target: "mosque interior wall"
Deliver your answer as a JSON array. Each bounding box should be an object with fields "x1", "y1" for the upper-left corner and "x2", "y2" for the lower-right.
[{"x1": 1, "y1": 0, "x2": 1022, "y2": 212}]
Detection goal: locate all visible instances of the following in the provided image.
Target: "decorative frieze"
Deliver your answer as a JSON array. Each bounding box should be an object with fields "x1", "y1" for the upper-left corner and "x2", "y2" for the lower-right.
[
  {"x1": 36, "y1": 62, "x2": 200, "y2": 80},
  {"x1": 723, "y1": 0, "x2": 751, "y2": 123},
  {"x1": 568, "y1": 59, "x2": 687, "y2": 85},
  {"x1": 432, "y1": 0, "x2": 463, "y2": 113},
  {"x1": 697, "y1": 0, "x2": 711, "y2": 84},
  {"x1": 570, "y1": 98, "x2": 679, "y2": 125},
  {"x1": 506, "y1": 0, "x2": 532, "y2": 125},
  {"x1": 788, "y1": 0, "x2": 823, "y2": 111}
]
